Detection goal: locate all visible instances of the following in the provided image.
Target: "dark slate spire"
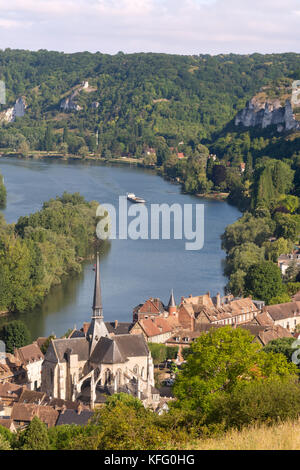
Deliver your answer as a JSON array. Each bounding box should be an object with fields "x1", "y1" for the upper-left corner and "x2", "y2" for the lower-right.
[
  {"x1": 92, "y1": 252, "x2": 103, "y2": 318},
  {"x1": 88, "y1": 252, "x2": 109, "y2": 355},
  {"x1": 168, "y1": 289, "x2": 176, "y2": 308}
]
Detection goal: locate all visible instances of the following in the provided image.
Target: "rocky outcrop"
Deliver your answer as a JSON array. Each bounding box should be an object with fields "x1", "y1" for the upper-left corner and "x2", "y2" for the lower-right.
[
  {"x1": 235, "y1": 94, "x2": 300, "y2": 132},
  {"x1": 0, "y1": 96, "x2": 26, "y2": 123},
  {"x1": 60, "y1": 81, "x2": 90, "y2": 112},
  {"x1": 60, "y1": 95, "x2": 82, "y2": 112}
]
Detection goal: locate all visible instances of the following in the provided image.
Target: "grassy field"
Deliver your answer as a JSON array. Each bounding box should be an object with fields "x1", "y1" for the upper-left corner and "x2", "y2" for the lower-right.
[{"x1": 186, "y1": 421, "x2": 300, "y2": 450}]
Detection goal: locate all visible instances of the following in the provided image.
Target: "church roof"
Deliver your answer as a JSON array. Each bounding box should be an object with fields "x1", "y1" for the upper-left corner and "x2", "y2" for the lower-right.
[
  {"x1": 90, "y1": 334, "x2": 149, "y2": 365},
  {"x1": 44, "y1": 337, "x2": 89, "y2": 363},
  {"x1": 90, "y1": 337, "x2": 125, "y2": 364}
]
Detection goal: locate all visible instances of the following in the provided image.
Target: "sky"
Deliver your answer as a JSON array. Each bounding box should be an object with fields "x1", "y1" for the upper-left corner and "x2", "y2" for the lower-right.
[{"x1": 0, "y1": 0, "x2": 299, "y2": 55}]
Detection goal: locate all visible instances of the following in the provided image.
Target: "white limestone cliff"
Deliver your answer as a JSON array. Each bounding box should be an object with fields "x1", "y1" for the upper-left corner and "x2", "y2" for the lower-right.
[
  {"x1": 235, "y1": 95, "x2": 300, "y2": 132},
  {"x1": 0, "y1": 96, "x2": 26, "y2": 123}
]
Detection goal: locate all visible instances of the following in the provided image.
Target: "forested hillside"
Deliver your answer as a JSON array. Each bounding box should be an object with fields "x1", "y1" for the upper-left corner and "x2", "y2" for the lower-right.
[
  {"x1": 1, "y1": 50, "x2": 300, "y2": 301},
  {"x1": 0, "y1": 50, "x2": 299, "y2": 158}
]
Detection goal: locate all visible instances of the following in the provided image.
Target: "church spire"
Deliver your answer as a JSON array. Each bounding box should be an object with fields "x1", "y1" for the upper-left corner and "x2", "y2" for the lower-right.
[
  {"x1": 168, "y1": 289, "x2": 176, "y2": 308},
  {"x1": 167, "y1": 289, "x2": 177, "y2": 316},
  {"x1": 92, "y1": 252, "x2": 103, "y2": 318},
  {"x1": 87, "y1": 252, "x2": 109, "y2": 355}
]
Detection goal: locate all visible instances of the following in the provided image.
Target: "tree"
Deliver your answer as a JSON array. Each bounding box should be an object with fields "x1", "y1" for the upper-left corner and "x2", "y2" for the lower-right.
[
  {"x1": 172, "y1": 327, "x2": 296, "y2": 414},
  {"x1": 17, "y1": 140, "x2": 30, "y2": 156},
  {"x1": 263, "y1": 337, "x2": 296, "y2": 363},
  {"x1": 0, "y1": 321, "x2": 31, "y2": 354},
  {"x1": 211, "y1": 164, "x2": 227, "y2": 187},
  {"x1": 0, "y1": 434, "x2": 11, "y2": 450},
  {"x1": 78, "y1": 145, "x2": 89, "y2": 157},
  {"x1": 244, "y1": 261, "x2": 287, "y2": 304},
  {"x1": 44, "y1": 125, "x2": 54, "y2": 152},
  {"x1": 148, "y1": 343, "x2": 167, "y2": 365},
  {"x1": 269, "y1": 293, "x2": 291, "y2": 305},
  {"x1": 20, "y1": 417, "x2": 50, "y2": 450}
]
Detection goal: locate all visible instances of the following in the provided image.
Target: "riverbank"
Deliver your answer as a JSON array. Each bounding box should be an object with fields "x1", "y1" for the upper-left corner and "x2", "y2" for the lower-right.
[
  {"x1": 0, "y1": 150, "x2": 140, "y2": 166},
  {"x1": 0, "y1": 150, "x2": 229, "y2": 201}
]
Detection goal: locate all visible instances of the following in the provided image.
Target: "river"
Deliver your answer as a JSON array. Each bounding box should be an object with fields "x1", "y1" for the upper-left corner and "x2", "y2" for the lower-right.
[{"x1": 0, "y1": 157, "x2": 241, "y2": 340}]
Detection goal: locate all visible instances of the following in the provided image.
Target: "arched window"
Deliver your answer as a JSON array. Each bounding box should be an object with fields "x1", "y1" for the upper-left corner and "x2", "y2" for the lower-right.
[
  {"x1": 133, "y1": 365, "x2": 139, "y2": 376},
  {"x1": 140, "y1": 367, "x2": 145, "y2": 378},
  {"x1": 104, "y1": 369, "x2": 112, "y2": 385},
  {"x1": 116, "y1": 369, "x2": 122, "y2": 387}
]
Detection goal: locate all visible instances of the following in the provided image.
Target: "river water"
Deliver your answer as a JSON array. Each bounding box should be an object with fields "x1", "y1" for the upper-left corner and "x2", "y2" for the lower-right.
[{"x1": 0, "y1": 157, "x2": 241, "y2": 339}]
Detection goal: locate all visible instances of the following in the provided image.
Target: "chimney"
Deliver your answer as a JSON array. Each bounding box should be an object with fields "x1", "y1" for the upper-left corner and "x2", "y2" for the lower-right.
[{"x1": 216, "y1": 293, "x2": 221, "y2": 308}]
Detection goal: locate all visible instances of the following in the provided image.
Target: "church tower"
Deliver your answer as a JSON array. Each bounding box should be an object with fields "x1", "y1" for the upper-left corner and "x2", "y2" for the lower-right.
[
  {"x1": 167, "y1": 289, "x2": 177, "y2": 316},
  {"x1": 87, "y1": 253, "x2": 109, "y2": 354}
]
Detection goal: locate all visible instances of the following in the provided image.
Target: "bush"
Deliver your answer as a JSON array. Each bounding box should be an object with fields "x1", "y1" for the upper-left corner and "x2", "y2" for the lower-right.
[{"x1": 209, "y1": 378, "x2": 300, "y2": 430}]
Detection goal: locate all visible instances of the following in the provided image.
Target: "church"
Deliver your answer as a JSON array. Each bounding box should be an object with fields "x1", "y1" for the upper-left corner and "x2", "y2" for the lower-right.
[{"x1": 41, "y1": 254, "x2": 157, "y2": 408}]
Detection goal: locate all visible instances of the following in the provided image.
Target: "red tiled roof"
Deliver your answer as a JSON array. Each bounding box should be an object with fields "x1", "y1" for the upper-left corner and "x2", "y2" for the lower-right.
[{"x1": 11, "y1": 403, "x2": 59, "y2": 428}]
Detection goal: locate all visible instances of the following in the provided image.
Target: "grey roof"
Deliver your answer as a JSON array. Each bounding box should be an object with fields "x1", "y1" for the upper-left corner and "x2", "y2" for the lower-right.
[
  {"x1": 70, "y1": 330, "x2": 85, "y2": 339},
  {"x1": 167, "y1": 290, "x2": 176, "y2": 308},
  {"x1": 114, "y1": 334, "x2": 149, "y2": 359},
  {"x1": 45, "y1": 338, "x2": 89, "y2": 363},
  {"x1": 90, "y1": 336, "x2": 125, "y2": 364},
  {"x1": 105, "y1": 322, "x2": 134, "y2": 335},
  {"x1": 90, "y1": 334, "x2": 149, "y2": 365},
  {"x1": 56, "y1": 409, "x2": 94, "y2": 427}
]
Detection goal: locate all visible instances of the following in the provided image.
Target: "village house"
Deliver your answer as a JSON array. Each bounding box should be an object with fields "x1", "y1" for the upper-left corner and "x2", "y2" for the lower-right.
[
  {"x1": 278, "y1": 250, "x2": 300, "y2": 276},
  {"x1": 263, "y1": 301, "x2": 300, "y2": 332},
  {"x1": 177, "y1": 292, "x2": 259, "y2": 330},
  {"x1": 14, "y1": 342, "x2": 44, "y2": 391},
  {"x1": 11, "y1": 403, "x2": 59, "y2": 430},
  {"x1": 0, "y1": 383, "x2": 23, "y2": 418},
  {"x1": 0, "y1": 382, "x2": 91, "y2": 430},
  {"x1": 0, "y1": 353, "x2": 26, "y2": 385},
  {"x1": 131, "y1": 291, "x2": 180, "y2": 343},
  {"x1": 133, "y1": 297, "x2": 169, "y2": 322}
]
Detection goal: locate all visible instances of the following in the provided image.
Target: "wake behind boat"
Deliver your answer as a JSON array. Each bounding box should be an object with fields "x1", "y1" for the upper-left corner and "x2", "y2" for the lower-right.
[{"x1": 127, "y1": 193, "x2": 146, "y2": 204}]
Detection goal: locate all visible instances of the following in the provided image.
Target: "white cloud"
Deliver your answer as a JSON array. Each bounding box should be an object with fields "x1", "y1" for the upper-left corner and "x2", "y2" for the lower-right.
[{"x1": 0, "y1": 0, "x2": 299, "y2": 54}]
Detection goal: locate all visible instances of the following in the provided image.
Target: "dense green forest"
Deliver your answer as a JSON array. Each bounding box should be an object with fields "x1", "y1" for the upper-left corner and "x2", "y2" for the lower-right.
[
  {"x1": 0, "y1": 50, "x2": 299, "y2": 157},
  {"x1": 0, "y1": 192, "x2": 100, "y2": 314},
  {"x1": 0, "y1": 50, "x2": 300, "y2": 303}
]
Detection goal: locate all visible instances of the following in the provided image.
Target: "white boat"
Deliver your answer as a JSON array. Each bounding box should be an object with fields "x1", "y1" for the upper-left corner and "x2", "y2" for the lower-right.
[{"x1": 127, "y1": 193, "x2": 146, "y2": 204}]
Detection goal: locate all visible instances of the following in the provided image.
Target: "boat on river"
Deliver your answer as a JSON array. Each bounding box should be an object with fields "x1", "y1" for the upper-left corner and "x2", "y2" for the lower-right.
[{"x1": 127, "y1": 193, "x2": 146, "y2": 204}]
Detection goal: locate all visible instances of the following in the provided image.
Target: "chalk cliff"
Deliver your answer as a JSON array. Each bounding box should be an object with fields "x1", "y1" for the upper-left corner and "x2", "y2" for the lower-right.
[
  {"x1": 235, "y1": 83, "x2": 300, "y2": 132},
  {"x1": 0, "y1": 96, "x2": 26, "y2": 123}
]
